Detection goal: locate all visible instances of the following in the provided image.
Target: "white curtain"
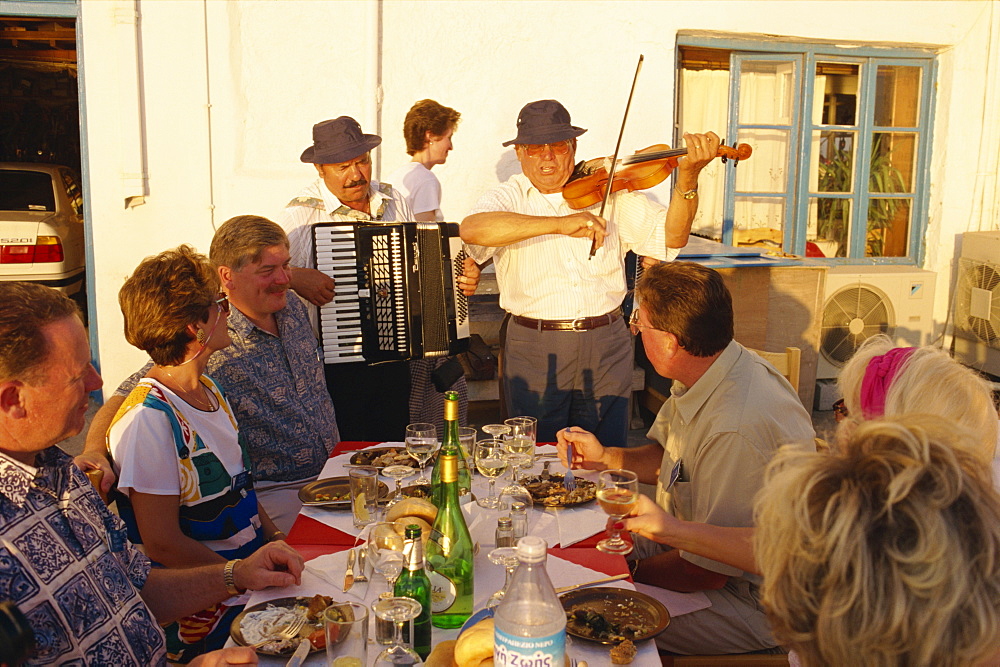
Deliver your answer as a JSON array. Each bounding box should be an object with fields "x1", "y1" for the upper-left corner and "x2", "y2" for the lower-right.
[{"x1": 679, "y1": 68, "x2": 730, "y2": 239}]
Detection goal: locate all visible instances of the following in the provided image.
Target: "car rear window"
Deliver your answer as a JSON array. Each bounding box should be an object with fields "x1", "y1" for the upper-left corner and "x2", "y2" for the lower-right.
[{"x1": 0, "y1": 170, "x2": 56, "y2": 212}]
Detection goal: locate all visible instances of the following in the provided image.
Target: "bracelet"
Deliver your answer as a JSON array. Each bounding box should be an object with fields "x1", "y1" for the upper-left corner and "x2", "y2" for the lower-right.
[
  {"x1": 674, "y1": 187, "x2": 698, "y2": 200},
  {"x1": 223, "y1": 559, "x2": 243, "y2": 596},
  {"x1": 268, "y1": 531, "x2": 286, "y2": 543},
  {"x1": 628, "y1": 558, "x2": 641, "y2": 579}
]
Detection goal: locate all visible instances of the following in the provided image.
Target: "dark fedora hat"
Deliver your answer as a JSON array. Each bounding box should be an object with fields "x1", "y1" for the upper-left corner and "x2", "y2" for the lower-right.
[
  {"x1": 300, "y1": 116, "x2": 382, "y2": 164},
  {"x1": 501, "y1": 99, "x2": 587, "y2": 147}
]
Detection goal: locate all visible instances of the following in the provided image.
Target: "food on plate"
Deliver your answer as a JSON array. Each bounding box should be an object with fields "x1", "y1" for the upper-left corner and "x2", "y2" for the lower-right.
[
  {"x1": 454, "y1": 617, "x2": 494, "y2": 667},
  {"x1": 331, "y1": 658, "x2": 362, "y2": 667},
  {"x1": 566, "y1": 606, "x2": 650, "y2": 642},
  {"x1": 610, "y1": 639, "x2": 637, "y2": 664},
  {"x1": 313, "y1": 490, "x2": 349, "y2": 502},
  {"x1": 386, "y1": 497, "x2": 438, "y2": 524},
  {"x1": 351, "y1": 447, "x2": 415, "y2": 468},
  {"x1": 239, "y1": 603, "x2": 311, "y2": 652},
  {"x1": 402, "y1": 483, "x2": 432, "y2": 499},
  {"x1": 305, "y1": 594, "x2": 333, "y2": 621},
  {"x1": 393, "y1": 516, "x2": 432, "y2": 542},
  {"x1": 523, "y1": 474, "x2": 596, "y2": 506}
]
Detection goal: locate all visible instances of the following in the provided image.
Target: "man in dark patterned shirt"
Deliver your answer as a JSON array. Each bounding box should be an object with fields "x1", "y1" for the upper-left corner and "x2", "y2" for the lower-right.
[
  {"x1": 0, "y1": 281, "x2": 303, "y2": 665},
  {"x1": 76, "y1": 215, "x2": 340, "y2": 532}
]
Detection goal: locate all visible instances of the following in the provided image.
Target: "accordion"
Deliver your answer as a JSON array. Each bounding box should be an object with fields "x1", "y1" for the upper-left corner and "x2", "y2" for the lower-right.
[{"x1": 313, "y1": 221, "x2": 470, "y2": 364}]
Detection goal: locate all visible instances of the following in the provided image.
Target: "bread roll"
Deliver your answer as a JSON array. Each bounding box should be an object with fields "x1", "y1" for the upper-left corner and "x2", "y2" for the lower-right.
[
  {"x1": 454, "y1": 618, "x2": 494, "y2": 667},
  {"x1": 424, "y1": 639, "x2": 456, "y2": 667},
  {"x1": 393, "y1": 516, "x2": 432, "y2": 542},
  {"x1": 386, "y1": 497, "x2": 438, "y2": 523}
]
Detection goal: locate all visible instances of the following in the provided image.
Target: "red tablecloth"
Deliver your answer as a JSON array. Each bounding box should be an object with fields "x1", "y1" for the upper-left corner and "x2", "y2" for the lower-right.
[{"x1": 286, "y1": 442, "x2": 631, "y2": 577}]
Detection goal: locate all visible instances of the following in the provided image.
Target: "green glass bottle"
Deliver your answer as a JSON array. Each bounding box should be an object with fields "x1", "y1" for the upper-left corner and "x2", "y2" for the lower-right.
[
  {"x1": 426, "y1": 449, "x2": 474, "y2": 628},
  {"x1": 393, "y1": 524, "x2": 432, "y2": 659},
  {"x1": 431, "y1": 390, "x2": 470, "y2": 505}
]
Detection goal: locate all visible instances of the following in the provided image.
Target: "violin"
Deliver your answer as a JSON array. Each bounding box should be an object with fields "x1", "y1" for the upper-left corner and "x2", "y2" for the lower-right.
[{"x1": 562, "y1": 142, "x2": 753, "y2": 210}]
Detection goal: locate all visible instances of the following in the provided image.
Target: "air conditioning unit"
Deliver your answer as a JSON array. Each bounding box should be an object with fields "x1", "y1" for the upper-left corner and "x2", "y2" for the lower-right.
[
  {"x1": 816, "y1": 265, "x2": 936, "y2": 379},
  {"x1": 952, "y1": 230, "x2": 1000, "y2": 377}
]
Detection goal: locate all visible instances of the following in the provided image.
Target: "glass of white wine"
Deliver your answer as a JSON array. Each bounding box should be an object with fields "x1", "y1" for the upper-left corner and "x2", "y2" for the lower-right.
[
  {"x1": 474, "y1": 439, "x2": 508, "y2": 509},
  {"x1": 404, "y1": 422, "x2": 438, "y2": 485},
  {"x1": 503, "y1": 416, "x2": 537, "y2": 471},
  {"x1": 596, "y1": 469, "x2": 639, "y2": 555}
]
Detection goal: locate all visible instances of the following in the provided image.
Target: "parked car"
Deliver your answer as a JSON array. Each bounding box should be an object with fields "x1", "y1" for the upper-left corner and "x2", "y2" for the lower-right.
[{"x1": 0, "y1": 162, "x2": 87, "y2": 315}]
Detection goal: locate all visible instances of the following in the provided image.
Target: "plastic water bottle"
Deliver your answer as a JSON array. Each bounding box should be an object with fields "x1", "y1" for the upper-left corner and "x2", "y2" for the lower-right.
[{"x1": 493, "y1": 536, "x2": 566, "y2": 666}]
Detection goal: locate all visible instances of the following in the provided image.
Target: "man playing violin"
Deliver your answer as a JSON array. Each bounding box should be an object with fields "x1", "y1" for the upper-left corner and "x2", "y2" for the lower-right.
[{"x1": 461, "y1": 99, "x2": 719, "y2": 444}]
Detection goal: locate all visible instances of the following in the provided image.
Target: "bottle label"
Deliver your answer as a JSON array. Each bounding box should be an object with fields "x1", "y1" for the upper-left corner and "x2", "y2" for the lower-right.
[
  {"x1": 494, "y1": 628, "x2": 565, "y2": 667},
  {"x1": 428, "y1": 570, "x2": 457, "y2": 612}
]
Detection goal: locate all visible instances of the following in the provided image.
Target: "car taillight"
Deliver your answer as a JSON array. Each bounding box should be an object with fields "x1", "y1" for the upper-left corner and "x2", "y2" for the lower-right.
[{"x1": 0, "y1": 236, "x2": 64, "y2": 264}]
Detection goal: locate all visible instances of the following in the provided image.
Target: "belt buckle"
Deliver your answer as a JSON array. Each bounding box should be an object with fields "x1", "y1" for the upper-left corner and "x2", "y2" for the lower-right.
[{"x1": 571, "y1": 317, "x2": 587, "y2": 331}]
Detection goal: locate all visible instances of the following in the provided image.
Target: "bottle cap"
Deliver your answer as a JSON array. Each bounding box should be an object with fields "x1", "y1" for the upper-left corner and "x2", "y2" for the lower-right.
[
  {"x1": 405, "y1": 524, "x2": 422, "y2": 539},
  {"x1": 497, "y1": 516, "x2": 512, "y2": 527},
  {"x1": 516, "y1": 535, "x2": 547, "y2": 562},
  {"x1": 511, "y1": 502, "x2": 526, "y2": 513}
]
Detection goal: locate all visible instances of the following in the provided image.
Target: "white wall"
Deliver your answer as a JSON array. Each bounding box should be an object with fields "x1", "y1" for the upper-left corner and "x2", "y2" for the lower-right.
[{"x1": 78, "y1": 0, "x2": 999, "y2": 393}]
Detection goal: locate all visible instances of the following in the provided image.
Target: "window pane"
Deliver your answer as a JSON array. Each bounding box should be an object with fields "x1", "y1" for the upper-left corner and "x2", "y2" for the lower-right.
[
  {"x1": 734, "y1": 196, "x2": 785, "y2": 234},
  {"x1": 734, "y1": 129, "x2": 789, "y2": 193},
  {"x1": 874, "y1": 66, "x2": 921, "y2": 127},
  {"x1": 870, "y1": 132, "x2": 915, "y2": 192},
  {"x1": 738, "y1": 60, "x2": 796, "y2": 125},
  {"x1": 811, "y1": 130, "x2": 855, "y2": 193},
  {"x1": 813, "y1": 62, "x2": 859, "y2": 125},
  {"x1": 866, "y1": 198, "x2": 911, "y2": 257},
  {"x1": 808, "y1": 197, "x2": 850, "y2": 257}
]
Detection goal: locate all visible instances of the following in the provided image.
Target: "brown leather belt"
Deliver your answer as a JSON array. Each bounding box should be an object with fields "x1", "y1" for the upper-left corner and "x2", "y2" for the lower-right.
[{"x1": 512, "y1": 311, "x2": 621, "y2": 332}]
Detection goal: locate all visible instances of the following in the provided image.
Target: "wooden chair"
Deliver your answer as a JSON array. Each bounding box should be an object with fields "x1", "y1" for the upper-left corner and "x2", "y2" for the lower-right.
[{"x1": 747, "y1": 346, "x2": 801, "y2": 392}]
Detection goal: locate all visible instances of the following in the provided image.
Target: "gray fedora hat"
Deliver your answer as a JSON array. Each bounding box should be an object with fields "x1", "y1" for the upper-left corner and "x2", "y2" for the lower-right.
[
  {"x1": 501, "y1": 99, "x2": 587, "y2": 147},
  {"x1": 300, "y1": 116, "x2": 382, "y2": 164}
]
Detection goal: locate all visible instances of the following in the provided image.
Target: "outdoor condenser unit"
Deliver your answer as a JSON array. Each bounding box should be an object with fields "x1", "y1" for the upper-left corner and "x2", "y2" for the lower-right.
[{"x1": 952, "y1": 230, "x2": 1000, "y2": 377}]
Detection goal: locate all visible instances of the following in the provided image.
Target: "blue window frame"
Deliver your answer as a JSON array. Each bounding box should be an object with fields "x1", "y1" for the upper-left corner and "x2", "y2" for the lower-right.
[{"x1": 678, "y1": 38, "x2": 937, "y2": 264}]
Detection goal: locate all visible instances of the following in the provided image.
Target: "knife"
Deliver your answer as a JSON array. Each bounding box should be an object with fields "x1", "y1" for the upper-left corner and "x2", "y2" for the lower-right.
[
  {"x1": 343, "y1": 548, "x2": 356, "y2": 592},
  {"x1": 285, "y1": 637, "x2": 311, "y2": 667},
  {"x1": 555, "y1": 573, "x2": 630, "y2": 594}
]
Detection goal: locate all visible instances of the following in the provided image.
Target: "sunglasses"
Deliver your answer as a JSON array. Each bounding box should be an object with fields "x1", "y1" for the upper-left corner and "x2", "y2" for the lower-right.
[
  {"x1": 214, "y1": 292, "x2": 230, "y2": 314},
  {"x1": 520, "y1": 140, "x2": 573, "y2": 158},
  {"x1": 832, "y1": 398, "x2": 849, "y2": 419}
]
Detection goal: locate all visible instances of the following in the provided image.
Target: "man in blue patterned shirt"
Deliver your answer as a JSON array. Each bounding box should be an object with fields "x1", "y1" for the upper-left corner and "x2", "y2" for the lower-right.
[
  {"x1": 0, "y1": 281, "x2": 303, "y2": 665},
  {"x1": 77, "y1": 216, "x2": 340, "y2": 532}
]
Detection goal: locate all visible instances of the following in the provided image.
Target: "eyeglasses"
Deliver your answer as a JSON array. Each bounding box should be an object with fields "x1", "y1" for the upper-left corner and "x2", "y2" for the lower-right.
[
  {"x1": 628, "y1": 309, "x2": 664, "y2": 336},
  {"x1": 832, "y1": 398, "x2": 849, "y2": 420},
  {"x1": 519, "y1": 140, "x2": 573, "y2": 158},
  {"x1": 214, "y1": 292, "x2": 230, "y2": 314}
]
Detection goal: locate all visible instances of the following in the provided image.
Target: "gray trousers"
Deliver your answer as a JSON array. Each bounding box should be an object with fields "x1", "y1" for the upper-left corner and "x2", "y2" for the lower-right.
[
  {"x1": 631, "y1": 536, "x2": 780, "y2": 655},
  {"x1": 502, "y1": 316, "x2": 633, "y2": 445}
]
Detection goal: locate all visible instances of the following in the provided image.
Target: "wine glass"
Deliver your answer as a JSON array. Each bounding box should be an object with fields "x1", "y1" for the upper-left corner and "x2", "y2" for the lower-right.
[
  {"x1": 405, "y1": 423, "x2": 438, "y2": 485},
  {"x1": 382, "y1": 465, "x2": 416, "y2": 507},
  {"x1": 373, "y1": 597, "x2": 424, "y2": 665},
  {"x1": 367, "y1": 522, "x2": 406, "y2": 592},
  {"x1": 595, "y1": 469, "x2": 639, "y2": 555},
  {"x1": 481, "y1": 423, "x2": 511, "y2": 440},
  {"x1": 487, "y1": 546, "x2": 519, "y2": 609},
  {"x1": 504, "y1": 416, "x2": 537, "y2": 471},
  {"x1": 474, "y1": 439, "x2": 508, "y2": 509}
]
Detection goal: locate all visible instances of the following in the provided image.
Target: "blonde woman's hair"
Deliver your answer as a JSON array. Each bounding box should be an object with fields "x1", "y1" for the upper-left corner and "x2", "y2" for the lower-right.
[
  {"x1": 755, "y1": 415, "x2": 1000, "y2": 667},
  {"x1": 837, "y1": 335, "x2": 998, "y2": 462}
]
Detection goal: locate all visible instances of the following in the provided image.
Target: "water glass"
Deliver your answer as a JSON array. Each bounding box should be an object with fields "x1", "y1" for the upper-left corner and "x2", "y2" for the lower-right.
[
  {"x1": 325, "y1": 601, "x2": 369, "y2": 666},
  {"x1": 349, "y1": 466, "x2": 379, "y2": 529},
  {"x1": 405, "y1": 422, "x2": 439, "y2": 484}
]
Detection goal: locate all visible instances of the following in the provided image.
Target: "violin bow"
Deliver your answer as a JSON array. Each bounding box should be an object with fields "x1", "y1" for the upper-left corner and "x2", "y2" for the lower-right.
[{"x1": 590, "y1": 54, "x2": 644, "y2": 260}]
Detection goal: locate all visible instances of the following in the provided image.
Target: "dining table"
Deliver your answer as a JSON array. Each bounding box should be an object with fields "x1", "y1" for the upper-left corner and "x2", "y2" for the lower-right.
[{"x1": 229, "y1": 441, "x2": 704, "y2": 665}]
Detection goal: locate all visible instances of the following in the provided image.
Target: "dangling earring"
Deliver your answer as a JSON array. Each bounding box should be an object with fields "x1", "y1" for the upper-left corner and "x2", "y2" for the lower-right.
[{"x1": 196, "y1": 329, "x2": 206, "y2": 344}]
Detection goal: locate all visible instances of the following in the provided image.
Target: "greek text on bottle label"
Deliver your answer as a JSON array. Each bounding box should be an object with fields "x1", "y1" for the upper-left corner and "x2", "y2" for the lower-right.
[{"x1": 494, "y1": 628, "x2": 565, "y2": 667}]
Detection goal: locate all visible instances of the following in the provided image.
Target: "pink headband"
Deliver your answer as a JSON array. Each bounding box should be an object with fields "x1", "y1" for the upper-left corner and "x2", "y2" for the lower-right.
[{"x1": 859, "y1": 347, "x2": 916, "y2": 419}]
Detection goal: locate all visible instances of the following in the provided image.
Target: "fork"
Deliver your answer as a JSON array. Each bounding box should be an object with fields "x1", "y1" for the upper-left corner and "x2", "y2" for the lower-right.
[
  {"x1": 249, "y1": 613, "x2": 306, "y2": 649},
  {"x1": 563, "y1": 443, "x2": 577, "y2": 491}
]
